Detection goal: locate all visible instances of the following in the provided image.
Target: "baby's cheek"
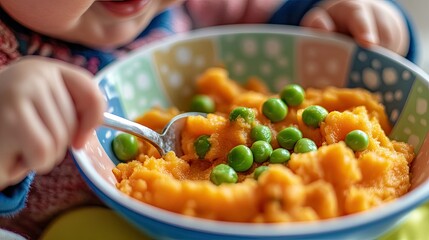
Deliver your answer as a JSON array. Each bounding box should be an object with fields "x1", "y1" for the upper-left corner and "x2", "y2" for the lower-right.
[{"x1": 0, "y1": 0, "x2": 91, "y2": 33}]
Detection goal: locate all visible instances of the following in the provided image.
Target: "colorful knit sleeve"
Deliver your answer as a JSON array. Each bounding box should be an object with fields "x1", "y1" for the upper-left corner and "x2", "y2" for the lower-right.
[
  {"x1": 0, "y1": 173, "x2": 35, "y2": 216},
  {"x1": 0, "y1": 19, "x2": 21, "y2": 67},
  {"x1": 268, "y1": 0, "x2": 418, "y2": 63}
]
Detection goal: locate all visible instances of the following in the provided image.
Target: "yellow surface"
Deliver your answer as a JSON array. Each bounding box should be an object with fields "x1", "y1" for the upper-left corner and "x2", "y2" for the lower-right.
[
  {"x1": 379, "y1": 201, "x2": 429, "y2": 240},
  {"x1": 40, "y1": 203, "x2": 429, "y2": 240},
  {"x1": 40, "y1": 207, "x2": 151, "y2": 240}
]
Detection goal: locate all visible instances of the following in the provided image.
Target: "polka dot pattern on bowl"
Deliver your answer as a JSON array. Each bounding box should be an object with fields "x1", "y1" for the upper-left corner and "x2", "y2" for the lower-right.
[
  {"x1": 390, "y1": 78, "x2": 429, "y2": 152},
  {"x1": 153, "y1": 38, "x2": 218, "y2": 111},
  {"x1": 296, "y1": 37, "x2": 355, "y2": 88},
  {"x1": 347, "y1": 47, "x2": 416, "y2": 125},
  {"x1": 218, "y1": 33, "x2": 295, "y2": 92},
  {"x1": 114, "y1": 56, "x2": 169, "y2": 119}
]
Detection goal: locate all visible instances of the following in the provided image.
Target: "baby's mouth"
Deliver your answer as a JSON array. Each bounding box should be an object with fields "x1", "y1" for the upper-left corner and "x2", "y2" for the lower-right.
[{"x1": 98, "y1": 0, "x2": 150, "y2": 17}]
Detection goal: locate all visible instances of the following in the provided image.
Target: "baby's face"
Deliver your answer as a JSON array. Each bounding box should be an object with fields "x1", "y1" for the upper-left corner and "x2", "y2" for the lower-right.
[{"x1": 0, "y1": 0, "x2": 181, "y2": 49}]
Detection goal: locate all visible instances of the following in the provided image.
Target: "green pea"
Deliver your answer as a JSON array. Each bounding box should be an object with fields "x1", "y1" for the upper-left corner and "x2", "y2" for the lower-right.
[
  {"x1": 345, "y1": 130, "x2": 369, "y2": 151},
  {"x1": 269, "y1": 148, "x2": 291, "y2": 164},
  {"x1": 112, "y1": 133, "x2": 139, "y2": 162},
  {"x1": 254, "y1": 166, "x2": 269, "y2": 180},
  {"x1": 251, "y1": 125, "x2": 272, "y2": 143},
  {"x1": 277, "y1": 127, "x2": 303, "y2": 150},
  {"x1": 210, "y1": 164, "x2": 238, "y2": 185},
  {"x1": 227, "y1": 145, "x2": 254, "y2": 172},
  {"x1": 194, "y1": 135, "x2": 211, "y2": 159},
  {"x1": 280, "y1": 84, "x2": 305, "y2": 107},
  {"x1": 262, "y1": 98, "x2": 288, "y2": 122},
  {"x1": 294, "y1": 138, "x2": 317, "y2": 153},
  {"x1": 302, "y1": 105, "x2": 328, "y2": 128},
  {"x1": 229, "y1": 107, "x2": 255, "y2": 123},
  {"x1": 190, "y1": 95, "x2": 215, "y2": 113},
  {"x1": 250, "y1": 141, "x2": 273, "y2": 163}
]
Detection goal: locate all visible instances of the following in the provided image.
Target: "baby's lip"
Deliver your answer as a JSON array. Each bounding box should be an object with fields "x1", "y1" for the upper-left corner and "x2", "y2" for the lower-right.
[{"x1": 99, "y1": 0, "x2": 150, "y2": 17}]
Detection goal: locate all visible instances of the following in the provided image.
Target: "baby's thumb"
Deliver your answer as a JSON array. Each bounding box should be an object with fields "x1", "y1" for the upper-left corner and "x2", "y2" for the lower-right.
[
  {"x1": 301, "y1": 7, "x2": 336, "y2": 32},
  {"x1": 347, "y1": 3, "x2": 379, "y2": 47},
  {"x1": 60, "y1": 65, "x2": 106, "y2": 149}
]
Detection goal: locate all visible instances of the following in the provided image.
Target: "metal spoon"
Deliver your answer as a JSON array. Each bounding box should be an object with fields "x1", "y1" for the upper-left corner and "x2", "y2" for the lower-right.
[{"x1": 103, "y1": 112, "x2": 206, "y2": 157}]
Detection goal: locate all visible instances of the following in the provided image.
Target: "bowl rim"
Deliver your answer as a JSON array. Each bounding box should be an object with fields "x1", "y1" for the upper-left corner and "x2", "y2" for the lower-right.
[{"x1": 76, "y1": 24, "x2": 429, "y2": 236}]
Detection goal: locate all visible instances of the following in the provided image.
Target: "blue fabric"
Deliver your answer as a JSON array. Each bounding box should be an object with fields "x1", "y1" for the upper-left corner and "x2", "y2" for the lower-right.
[
  {"x1": 136, "y1": 10, "x2": 175, "y2": 38},
  {"x1": 0, "y1": 173, "x2": 35, "y2": 216},
  {"x1": 269, "y1": 0, "x2": 418, "y2": 63},
  {"x1": 269, "y1": 0, "x2": 322, "y2": 26}
]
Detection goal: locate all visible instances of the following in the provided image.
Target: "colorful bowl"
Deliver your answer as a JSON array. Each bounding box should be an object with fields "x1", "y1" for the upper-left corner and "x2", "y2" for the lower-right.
[{"x1": 72, "y1": 25, "x2": 429, "y2": 240}]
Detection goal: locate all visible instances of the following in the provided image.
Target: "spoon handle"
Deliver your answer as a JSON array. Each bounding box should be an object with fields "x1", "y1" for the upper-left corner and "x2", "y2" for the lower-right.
[{"x1": 102, "y1": 112, "x2": 166, "y2": 155}]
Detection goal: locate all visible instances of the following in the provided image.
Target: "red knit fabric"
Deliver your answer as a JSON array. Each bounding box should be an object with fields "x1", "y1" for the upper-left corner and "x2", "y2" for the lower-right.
[{"x1": 0, "y1": 20, "x2": 20, "y2": 67}]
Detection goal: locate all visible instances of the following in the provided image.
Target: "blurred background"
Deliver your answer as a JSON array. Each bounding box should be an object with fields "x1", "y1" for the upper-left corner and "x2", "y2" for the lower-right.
[{"x1": 398, "y1": 0, "x2": 429, "y2": 72}]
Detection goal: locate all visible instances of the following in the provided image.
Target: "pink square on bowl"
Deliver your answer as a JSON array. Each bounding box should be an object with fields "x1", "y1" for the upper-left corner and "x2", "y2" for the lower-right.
[{"x1": 296, "y1": 37, "x2": 355, "y2": 88}]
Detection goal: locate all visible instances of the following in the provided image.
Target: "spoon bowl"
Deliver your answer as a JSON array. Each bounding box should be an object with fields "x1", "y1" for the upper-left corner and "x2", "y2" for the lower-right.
[{"x1": 103, "y1": 112, "x2": 206, "y2": 157}]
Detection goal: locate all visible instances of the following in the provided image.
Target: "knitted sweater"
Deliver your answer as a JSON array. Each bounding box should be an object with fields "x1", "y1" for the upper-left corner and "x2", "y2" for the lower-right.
[{"x1": 0, "y1": 0, "x2": 417, "y2": 239}]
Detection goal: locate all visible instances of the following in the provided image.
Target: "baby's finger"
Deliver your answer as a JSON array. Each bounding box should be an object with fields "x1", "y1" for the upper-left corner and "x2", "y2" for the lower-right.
[
  {"x1": 369, "y1": 1, "x2": 408, "y2": 56},
  {"x1": 60, "y1": 66, "x2": 106, "y2": 148},
  {"x1": 3, "y1": 156, "x2": 30, "y2": 188},
  {"x1": 50, "y1": 73, "x2": 78, "y2": 148},
  {"x1": 344, "y1": 2, "x2": 379, "y2": 47},
  {"x1": 33, "y1": 84, "x2": 68, "y2": 164},
  {"x1": 301, "y1": 7, "x2": 336, "y2": 31},
  {"x1": 17, "y1": 100, "x2": 56, "y2": 174},
  {"x1": 0, "y1": 105, "x2": 28, "y2": 188},
  {"x1": 0, "y1": 144, "x2": 28, "y2": 190}
]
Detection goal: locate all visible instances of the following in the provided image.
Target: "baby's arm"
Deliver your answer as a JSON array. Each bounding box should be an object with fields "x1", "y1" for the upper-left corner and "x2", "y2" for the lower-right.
[{"x1": 0, "y1": 57, "x2": 105, "y2": 214}]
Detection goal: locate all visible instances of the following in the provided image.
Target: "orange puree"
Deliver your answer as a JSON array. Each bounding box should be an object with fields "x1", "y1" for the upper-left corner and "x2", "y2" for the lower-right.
[{"x1": 113, "y1": 68, "x2": 414, "y2": 223}]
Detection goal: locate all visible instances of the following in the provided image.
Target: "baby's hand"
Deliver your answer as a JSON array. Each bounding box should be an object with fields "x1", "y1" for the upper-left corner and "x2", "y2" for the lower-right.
[
  {"x1": 0, "y1": 57, "x2": 105, "y2": 190},
  {"x1": 301, "y1": 0, "x2": 409, "y2": 56}
]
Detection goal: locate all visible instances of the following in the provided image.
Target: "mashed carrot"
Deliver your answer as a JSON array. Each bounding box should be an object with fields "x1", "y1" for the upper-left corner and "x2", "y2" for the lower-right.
[{"x1": 113, "y1": 68, "x2": 414, "y2": 223}]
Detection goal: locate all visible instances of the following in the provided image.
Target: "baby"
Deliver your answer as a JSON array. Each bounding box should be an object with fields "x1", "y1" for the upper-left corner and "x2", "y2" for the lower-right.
[{"x1": 0, "y1": 0, "x2": 417, "y2": 239}]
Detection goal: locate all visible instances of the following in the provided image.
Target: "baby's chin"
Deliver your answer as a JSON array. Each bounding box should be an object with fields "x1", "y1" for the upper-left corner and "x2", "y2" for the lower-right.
[
  {"x1": 81, "y1": 38, "x2": 134, "y2": 50},
  {"x1": 68, "y1": 32, "x2": 139, "y2": 50}
]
